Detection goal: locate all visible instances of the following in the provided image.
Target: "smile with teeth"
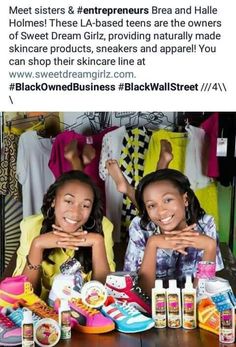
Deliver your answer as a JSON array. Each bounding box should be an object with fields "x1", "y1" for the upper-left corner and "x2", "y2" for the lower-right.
[
  {"x1": 64, "y1": 217, "x2": 79, "y2": 225},
  {"x1": 159, "y1": 215, "x2": 173, "y2": 224}
]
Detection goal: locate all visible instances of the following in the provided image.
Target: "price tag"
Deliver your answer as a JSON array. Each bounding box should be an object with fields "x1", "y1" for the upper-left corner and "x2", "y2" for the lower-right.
[{"x1": 216, "y1": 138, "x2": 228, "y2": 157}]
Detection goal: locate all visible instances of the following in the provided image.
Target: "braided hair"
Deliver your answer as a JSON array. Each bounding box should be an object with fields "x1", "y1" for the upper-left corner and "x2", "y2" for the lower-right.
[
  {"x1": 135, "y1": 168, "x2": 205, "y2": 230},
  {"x1": 40, "y1": 170, "x2": 103, "y2": 272}
]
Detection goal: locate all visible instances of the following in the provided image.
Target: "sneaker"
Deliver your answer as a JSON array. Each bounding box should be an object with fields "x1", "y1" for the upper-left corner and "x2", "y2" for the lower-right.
[
  {"x1": 48, "y1": 274, "x2": 81, "y2": 308},
  {"x1": 69, "y1": 298, "x2": 115, "y2": 334},
  {"x1": 0, "y1": 275, "x2": 40, "y2": 308},
  {"x1": 1, "y1": 307, "x2": 41, "y2": 327},
  {"x1": 101, "y1": 296, "x2": 155, "y2": 333},
  {"x1": 0, "y1": 311, "x2": 21, "y2": 346},
  {"x1": 105, "y1": 273, "x2": 151, "y2": 315}
]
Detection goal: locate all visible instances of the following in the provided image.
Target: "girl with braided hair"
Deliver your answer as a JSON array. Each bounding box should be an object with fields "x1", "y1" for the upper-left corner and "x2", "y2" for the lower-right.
[
  {"x1": 14, "y1": 170, "x2": 114, "y2": 299},
  {"x1": 124, "y1": 168, "x2": 223, "y2": 295}
]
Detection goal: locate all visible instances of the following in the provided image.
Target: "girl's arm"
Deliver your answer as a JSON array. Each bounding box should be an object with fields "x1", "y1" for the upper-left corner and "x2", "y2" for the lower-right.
[{"x1": 89, "y1": 233, "x2": 110, "y2": 283}]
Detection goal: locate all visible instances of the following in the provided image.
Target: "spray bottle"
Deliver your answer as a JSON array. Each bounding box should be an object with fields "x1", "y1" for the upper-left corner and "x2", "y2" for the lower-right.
[
  {"x1": 152, "y1": 279, "x2": 167, "y2": 328},
  {"x1": 59, "y1": 299, "x2": 71, "y2": 340},
  {"x1": 22, "y1": 309, "x2": 35, "y2": 347},
  {"x1": 166, "y1": 279, "x2": 182, "y2": 328},
  {"x1": 219, "y1": 308, "x2": 235, "y2": 344},
  {"x1": 182, "y1": 276, "x2": 197, "y2": 329}
]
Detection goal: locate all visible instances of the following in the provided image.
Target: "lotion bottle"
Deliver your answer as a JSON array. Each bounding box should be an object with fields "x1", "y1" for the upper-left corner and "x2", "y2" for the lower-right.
[
  {"x1": 22, "y1": 309, "x2": 35, "y2": 347},
  {"x1": 182, "y1": 276, "x2": 197, "y2": 329},
  {"x1": 219, "y1": 308, "x2": 235, "y2": 344},
  {"x1": 152, "y1": 279, "x2": 167, "y2": 328},
  {"x1": 59, "y1": 299, "x2": 71, "y2": 340},
  {"x1": 166, "y1": 279, "x2": 182, "y2": 328}
]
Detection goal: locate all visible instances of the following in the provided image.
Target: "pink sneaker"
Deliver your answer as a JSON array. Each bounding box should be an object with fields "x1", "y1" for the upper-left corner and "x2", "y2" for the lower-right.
[
  {"x1": 0, "y1": 276, "x2": 40, "y2": 308},
  {"x1": 105, "y1": 273, "x2": 151, "y2": 315},
  {"x1": 69, "y1": 298, "x2": 115, "y2": 334},
  {"x1": 0, "y1": 312, "x2": 21, "y2": 346}
]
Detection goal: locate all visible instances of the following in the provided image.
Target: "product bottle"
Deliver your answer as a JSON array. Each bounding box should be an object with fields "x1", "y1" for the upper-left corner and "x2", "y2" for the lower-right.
[
  {"x1": 182, "y1": 276, "x2": 197, "y2": 329},
  {"x1": 219, "y1": 308, "x2": 235, "y2": 344},
  {"x1": 59, "y1": 299, "x2": 72, "y2": 339},
  {"x1": 166, "y1": 279, "x2": 182, "y2": 328},
  {"x1": 22, "y1": 309, "x2": 35, "y2": 347},
  {"x1": 152, "y1": 279, "x2": 167, "y2": 328}
]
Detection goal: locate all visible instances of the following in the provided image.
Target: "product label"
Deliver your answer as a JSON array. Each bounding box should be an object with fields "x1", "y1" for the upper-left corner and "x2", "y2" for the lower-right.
[
  {"x1": 154, "y1": 293, "x2": 166, "y2": 328},
  {"x1": 220, "y1": 309, "x2": 235, "y2": 343},
  {"x1": 61, "y1": 311, "x2": 71, "y2": 339},
  {"x1": 167, "y1": 294, "x2": 181, "y2": 328},
  {"x1": 23, "y1": 324, "x2": 33, "y2": 341},
  {"x1": 183, "y1": 294, "x2": 196, "y2": 329}
]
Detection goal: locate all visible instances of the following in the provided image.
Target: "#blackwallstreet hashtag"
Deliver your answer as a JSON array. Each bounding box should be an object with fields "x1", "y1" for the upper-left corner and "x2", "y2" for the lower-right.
[
  {"x1": 9, "y1": 83, "x2": 15, "y2": 91},
  {"x1": 119, "y1": 83, "x2": 124, "y2": 91}
]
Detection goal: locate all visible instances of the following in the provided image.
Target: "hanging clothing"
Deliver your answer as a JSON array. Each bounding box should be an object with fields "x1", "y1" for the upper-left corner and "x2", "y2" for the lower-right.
[
  {"x1": 0, "y1": 133, "x2": 21, "y2": 200},
  {"x1": 48, "y1": 128, "x2": 117, "y2": 209},
  {"x1": 143, "y1": 128, "x2": 188, "y2": 176},
  {"x1": 16, "y1": 131, "x2": 54, "y2": 217},
  {"x1": 99, "y1": 126, "x2": 126, "y2": 242},
  {"x1": 200, "y1": 113, "x2": 219, "y2": 178},
  {"x1": 119, "y1": 127, "x2": 153, "y2": 233},
  {"x1": 184, "y1": 125, "x2": 211, "y2": 190},
  {"x1": 217, "y1": 114, "x2": 236, "y2": 186}
]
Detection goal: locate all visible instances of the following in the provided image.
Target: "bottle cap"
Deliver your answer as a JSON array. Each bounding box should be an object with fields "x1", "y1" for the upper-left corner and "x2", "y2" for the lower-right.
[
  {"x1": 185, "y1": 276, "x2": 193, "y2": 289},
  {"x1": 168, "y1": 279, "x2": 178, "y2": 290},
  {"x1": 155, "y1": 279, "x2": 164, "y2": 289},
  {"x1": 22, "y1": 309, "x2": 33, "y2": 323},
  {"x1": 81, "y1": 280, "x2": 107, "y2": 308},
  {"x1": 60, "y1": 299, "x2": 70, "y2": 311}
]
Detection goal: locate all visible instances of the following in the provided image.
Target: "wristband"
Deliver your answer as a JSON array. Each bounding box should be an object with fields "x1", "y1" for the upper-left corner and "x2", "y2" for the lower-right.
[
  {"x1": 196, "y1": 261, "x2": 216, "y2": 279},
  {"x1": 26, "y1": 255, "x2": 41, "y2": 270}
]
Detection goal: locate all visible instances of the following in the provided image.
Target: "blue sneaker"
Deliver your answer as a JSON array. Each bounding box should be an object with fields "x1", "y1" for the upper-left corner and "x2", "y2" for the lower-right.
[
  {"x1": 0, "y1": 311, "x2": 21, "y2": 346},
  {"x1": 101, "y1": 296, "x2": 155, "y2": 333}
]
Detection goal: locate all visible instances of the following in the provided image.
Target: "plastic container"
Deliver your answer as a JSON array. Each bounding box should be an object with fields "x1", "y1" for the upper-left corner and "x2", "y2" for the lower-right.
[
  {"x1": 166, "y1": 279, "x2": 182, "y2": 328},
  {"x1": 81, "y1": 280, "x2": 107, "y2": 308},
  {"x1": 22, "y1": 309, "x2": 35, "y2": 347},
  {"x1": 219, "y1": 308, "x2": 235, "y2": 344},
  {"x1": 182, "y1": 276, "x2": 197, "y2": 329},
  {"x1": 59, "y1": 299, "x2": 71, "y2": 340},
  {"x1": 34, "y1": 318, "x2": 61, "y2": 347},
  {"x1": 152, "y1": 279, "x2": 167, "y2": 328}
]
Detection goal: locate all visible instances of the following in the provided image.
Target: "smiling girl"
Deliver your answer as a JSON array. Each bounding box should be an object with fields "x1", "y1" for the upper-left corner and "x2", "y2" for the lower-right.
[
  {"x1": 14, "y1": 170, "x2": 114, "y2": 299},
  {"x1": 124, "y1": 169, "x2": 223, "y2": 295}
]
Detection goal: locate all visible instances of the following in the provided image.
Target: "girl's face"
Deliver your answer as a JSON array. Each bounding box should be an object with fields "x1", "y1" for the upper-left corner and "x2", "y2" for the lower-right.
[
  {"x1": 143, "y1": 180, "x2": 188, "y2": 233},
  {"x1": 53, "y1": 180, "x2": 94, "y2": 233}
]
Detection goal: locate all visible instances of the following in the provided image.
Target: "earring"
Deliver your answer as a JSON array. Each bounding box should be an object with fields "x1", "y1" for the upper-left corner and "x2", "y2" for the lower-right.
[
  {"x1": 185, "y1": 206, "x2": 191, "y2": 222},
  {"x1": 84, "y1": 216, "x2": 96, "y2": 230},
  {"x1": 153, "y1": 224, "x2": 160, "y2": 235},
  {"x1": 46, "y1": 206, "x2": 55, "y2": 220}
]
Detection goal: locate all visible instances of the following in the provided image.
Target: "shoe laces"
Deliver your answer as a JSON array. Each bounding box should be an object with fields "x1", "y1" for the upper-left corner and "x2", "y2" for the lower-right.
[
  {"x1": 132, "y1": 283, "x2": 150, "y2": 302},
  {"x1": 0, "y1": 312, "x2": 15, "y2": 328},
  {"x1": 121, "y1": 302, "x2": 139, "y2": 316},
  {"x1": 70, "y1": 298, "x2": 99, "y2": 316},
  {"x1": 8, "y1": 308, "x2": 41, "y2": 327},
  {"x1": 25, "y1": 301, "x2": 58, "y2": 321}
]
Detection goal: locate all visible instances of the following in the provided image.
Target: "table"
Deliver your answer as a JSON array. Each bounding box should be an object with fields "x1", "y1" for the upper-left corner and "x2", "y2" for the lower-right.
[{"x1": 55, "y1": 325, "x2": 233, "y2": 347}]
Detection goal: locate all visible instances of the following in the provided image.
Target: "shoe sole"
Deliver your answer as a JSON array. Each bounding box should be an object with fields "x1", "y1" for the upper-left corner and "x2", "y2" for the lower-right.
[
  {"x1": 73, "y1": 322, "x2": 115, "y2": 334},
  {"x1": 116, "y1": 321, "x2": 155, "y2": 334}
]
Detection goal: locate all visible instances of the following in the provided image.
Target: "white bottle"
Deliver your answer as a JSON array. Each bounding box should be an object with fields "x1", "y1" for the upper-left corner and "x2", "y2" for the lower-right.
[
  {"x1": 182, "y1": 276, "x2": 197, "y2": 329},
  {"x1": 22, "y1": 309, "x2": 35, "y2": 347},
  {"x1": 59, "y1": 299, "x2": 71, "y2": 339},
  {"x1": 219, "y1": 308, "x2": 235, "y2": 344},
  {"x1": 152, "y1": 279, "x2": 167, "y2": 328},
  {"x1": 166, "y1": 279, "x2": 182, "y2": 328}
]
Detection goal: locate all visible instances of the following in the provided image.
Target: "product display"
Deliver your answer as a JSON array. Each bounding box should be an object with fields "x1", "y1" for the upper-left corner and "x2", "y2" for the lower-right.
[
  {"x1": 101, "y1": 296, "x2": 155, "y2": 333},
  {"x1": 151, "y1": 279, "x2": 167, "y2": 328},
  {"x1": 166, "y1": 280, "x2": 182, "y2": 328},
  {"x1": 182, "y1": 276, "x2": 197, "y2": 329},
  {"x1": 105, "y1": 272, "x2": 151, "y2": 315},
  {"x1": 58, "y1": 300, "x2": 71, "y2": 340},
  {"x1": 22, "y1": 309, "x2": 34, "y2": 347}
]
